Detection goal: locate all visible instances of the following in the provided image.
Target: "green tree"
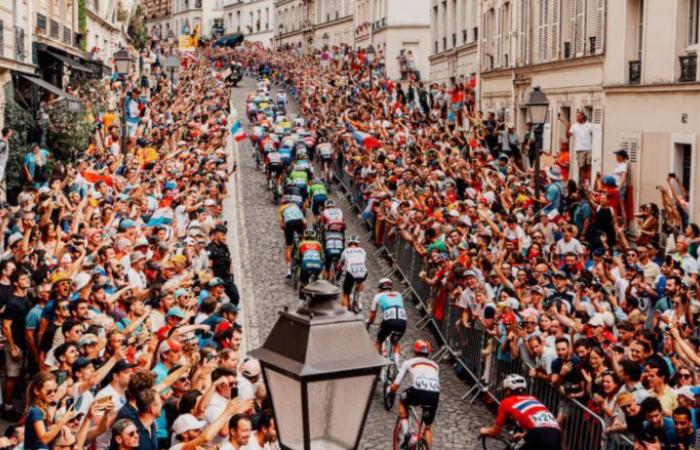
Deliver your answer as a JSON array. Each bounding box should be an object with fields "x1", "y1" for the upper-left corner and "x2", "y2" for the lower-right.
[{"x1": 128, "y1": 5, "x2": 149, "y2": 51}]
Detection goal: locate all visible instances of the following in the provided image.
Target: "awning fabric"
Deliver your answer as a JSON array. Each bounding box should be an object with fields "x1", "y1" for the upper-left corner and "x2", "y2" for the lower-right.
[
  {"x1": 46, "y1": 51, "x2": 94, "y2": 73},
  {"x1": 19, "y1": 75, "x2": 81, "y2": 102},
  {"x1": 214, "y1": 33, "x2": 245, "y2": 47}
]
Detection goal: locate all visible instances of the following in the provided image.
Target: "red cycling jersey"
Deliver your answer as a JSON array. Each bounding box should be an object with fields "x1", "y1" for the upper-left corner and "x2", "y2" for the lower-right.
[{"x1": 495, "y1": 395, "x2": 560, "y2": 432}]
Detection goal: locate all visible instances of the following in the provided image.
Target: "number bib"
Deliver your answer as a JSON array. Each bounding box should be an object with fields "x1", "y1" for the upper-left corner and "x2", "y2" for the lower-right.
[
  {"x1": 531, "y1": 411, "x2": 558, "y2": 428},
  {"x1": 348, "y1": 263, "x2": 367, "y2": 278},
  {"x1": 414, "y1": 377, "x2": 440, "y2": 392},
  {"x1": 382, "y1": 307, "x2": 406, "y2": 321}
]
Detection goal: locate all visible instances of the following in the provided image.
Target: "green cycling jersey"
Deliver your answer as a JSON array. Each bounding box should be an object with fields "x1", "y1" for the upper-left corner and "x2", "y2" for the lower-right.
[
  {"x1": 309, "y1": 183, "x2": 327, "y2": 197},
  {"x1": 288, "y1": 170, "x2": 308, "y2": 185}
]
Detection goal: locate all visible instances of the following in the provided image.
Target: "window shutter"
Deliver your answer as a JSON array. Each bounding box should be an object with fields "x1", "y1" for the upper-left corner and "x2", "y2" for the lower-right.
[
  {"x1": 575, "y1": 0, "x2": 585, "y2": 56},
  {"x1": 495, "y1": 6, "x2": 502, "y2": 67},
  {"x1": 519, "y1": 0, "x2": 528, "y2": 65},
  {"x1": 595, "y1": 0, "x2": 605, "y2": 54},
  {"x1": 537, "y1": 0, "x2": 545, "y2": 62},
  {"x1": 482, "y1": 11, "x2": 489, "y2": 67},
  {"x1": 551, "y1": 0, "x2": 560, "y2": 60},
  {"x1": 568, "y1": 0, "x2": 576, "y2": 55},
  {"x1": 543, "y1": 0, "x2": 550, "y2": 61},
  {"x1": 543, "y1": 111, "x2": 552, "y2": 152},
  {"x1": 591, "y1": 106, "x2": 604, "y2": 177}
]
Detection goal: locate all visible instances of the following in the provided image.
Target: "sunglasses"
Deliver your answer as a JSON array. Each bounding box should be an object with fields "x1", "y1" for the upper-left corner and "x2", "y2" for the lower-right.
[
  {"x1": 680, "y1": 373, "x2": 693, "y2": 379},
  {"x1": 125, "y1": 430, "x2": 138, "y2": 437}
]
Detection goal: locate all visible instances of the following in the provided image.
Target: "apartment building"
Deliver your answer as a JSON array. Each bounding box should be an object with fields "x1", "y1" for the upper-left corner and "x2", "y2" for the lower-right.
[
  {"x1": 428, "y1": 0, "x2": 479, "y2": 83},
  {"x1": 602, "y1": 0, "x2": 700, "y2": 221},
  {"x1": 313, "y1": 0, "x2": 354, "y2": 48},
  {"x1": 172, "y1": 0, "x2": 224, "y2": 39},
  {"x1": 144, "y1": 0, "x2": 173, "y2": 38},
  {"x1": 0, "y1": 0, "x2": 35, "y2": 130},
  {"x1": 275, "y1": 0, "x2": 308, "y2": 48},
  {"x1": 224, "y1": 0, "x2": 275, "y2": 47},
  {"x1": 354, "y1": 0, "x2": 431, "y2": 80},
  {"x1": 85, "y1": 0, "x2": 125, "y2": 64},
  {"x1": 478, "y1": 0, "x2": 605, "y2": 183}
]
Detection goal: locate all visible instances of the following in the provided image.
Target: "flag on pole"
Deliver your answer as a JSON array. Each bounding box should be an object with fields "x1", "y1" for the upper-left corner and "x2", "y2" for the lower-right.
[
  {"x1": 80, "y1": 170, "x2": 113, "y2": 187},
  {"x1": 146, "y1": 207, "x2": 174, "y2": 227},
  {"x1": 231, "y1": 120, "x2": 247, "y2": 142}
]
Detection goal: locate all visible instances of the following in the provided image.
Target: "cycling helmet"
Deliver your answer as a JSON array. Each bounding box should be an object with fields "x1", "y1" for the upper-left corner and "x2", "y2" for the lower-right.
[
  {"x1": 297, "y1": 153, "x2": 308, "y2": 160},
  {"x1": 303, "y1": 229, "x2": 317, "y2": 240},
  {"x1": 324, "y1": 200, "x2": 336, "y2": 208},
  {"x1": 281, "y1": 195, "x2": 294, "y2": 204},
  {"x1": 377, "y1": 278, "x2": 393, "y2": 290},
  {"x1": 502, "y1": 374, "x2": 527, "y2": 393},
  {"x1": 413, "y1": 340, "x2": 432, "y2": 356},
  {"x1": 312, "y1": 178, "x2": 323, "y2": 185},
  {"x1": 347, "y1": 235, "x2": 360, "y2": 245}
]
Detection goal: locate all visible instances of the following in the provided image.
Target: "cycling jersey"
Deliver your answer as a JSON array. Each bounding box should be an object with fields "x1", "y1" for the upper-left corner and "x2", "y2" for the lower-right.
[
  {"x1": 295, "y1": 159, "x2": 311, "y2": 171},
  {"x1": 339, "y1": 247, "x2": 367, "y2": 278},
  {"x1": 371, "y1": 291, "x2": 406, "y2": 321},
  {"x1": 395, "y1": 357, "x2": 440, "y2": 393},
  {"x1": 495, "y1": 395, "x2": 560, "y2": 432},
  {"x1": 309, "y1": 183, "x2": 327, "y2": 198},
  {"x1": 266, "y1": 152, "x2": 282, "y2": 165},
  {"x1": 318, "y1": 144, "x2": 333, "y2": 158},
  {"x1": 323, "y1": 232, "x2": 344, "y2": 257},
  {"x1": 322, "y1": 208, "x2": 344, "y2": 227},
  {"x1": 279, "y1": 147, "x2": 293, "y2": 163},
  {"x1": 280, "y1": 203, "x2": 304, "y2": 224},
  {"x1": 298, "y1": 240, "x2": 324, "y2": 270},
  {"x1": 288, "y1": 170, "x2": 308, "y2": 186}
]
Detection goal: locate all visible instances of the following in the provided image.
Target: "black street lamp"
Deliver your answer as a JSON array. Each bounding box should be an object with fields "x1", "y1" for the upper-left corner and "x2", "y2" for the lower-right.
[
  {"x1": 113, "y1": 48, "x2": 134, "y2": 155},
  {"x1": 249, "y1": 281, "x2": 387, "y2": 450},
  {"x1": 166, "y1": 29, "x2": 176, "y2": 49},
  {"x1": 165, "y1": 53, "x2": 180, "y2": 93},
  {"x1": 366, "y1": 44, "x2": 376, "y2": 90},
  {"x1": 525, "y1": 86, "x2": 549, "y2": 200}
]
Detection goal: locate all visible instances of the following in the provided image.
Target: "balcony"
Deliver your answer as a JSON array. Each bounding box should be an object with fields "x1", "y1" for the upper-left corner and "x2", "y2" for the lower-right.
[
  {"x1": 564, "y1": 42, "x2": 571, "y2": 59},
  {"x1": 434, "y1": 41, "x2": 438, "y2": 53},
  {"x1": 452, "y1": 33, "x2": 456, "y2": 47},
  {"x1": 589, "y1": 36, "x2": 596, "y2": 55},
  {"x1": 442, "y1": 37, "x2": 446, "y2": 51},
  {"x1": 628, "y1": 60, "x2": 641, "y2": 84},
  {"x1": 462, "y1": 29, "x2": 467, "y2": 44},
  {"x1": 679, "y1": 54, "x2": 697, "y2": 82}
]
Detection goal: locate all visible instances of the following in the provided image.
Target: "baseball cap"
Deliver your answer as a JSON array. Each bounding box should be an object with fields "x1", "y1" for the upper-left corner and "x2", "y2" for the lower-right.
[
  {"x1": 72, "y1": 357, "x2": 95, "y2": 373},
  {"x1": 130, "y1": 251, "x2": 146, "y2": 263},
  {"x1": 588, "y1": 314, "x2": 605, "y2": 327},
  {"x1": 79, "y1": 333, "x2": 99, "y2": 347},
  {"x1": 74, "y1": 272, "x2": 92, "y2": 291},
  {"x1": 502, "y1": 312, "x2": 517, "y2": 324},
  {"x1": 119, "y1": 219, "x2": 135, "y2": 230},
  {"x1": 617, "y1": 392, "x2": 634, "y2": 407},
  {"x1": 208, "y1": 277, "x2": 225, "y2": 288},
  {"x1": 241, "y1": 359, "x2": 262, "y2": 378},
  {"x1": 676, "y1": 386, "x2": 695, "y2": 400},
  {"x1": 172, "y1": 414, "x2": 207, "y2": 437},
  {"x1": 210, "y1": 224, "x2": 227, "y2": 235},
  {"x1": 158, "y1": 339, "x2": 182, "y2": 355},
  {"x1": 167, "y1": 307, "x2": 186, "y2": 319},
  {"x1": 112, "y1": 359, "x2": 135, "y2": 373},
  {"x1": 220, "y1": 303, "x2": 239, "y2": 314}
]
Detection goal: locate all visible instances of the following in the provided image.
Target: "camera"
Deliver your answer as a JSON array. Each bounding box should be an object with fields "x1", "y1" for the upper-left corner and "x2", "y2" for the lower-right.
[{"x1": 562, "y1": 382, "x2": 582, "y2": 394}]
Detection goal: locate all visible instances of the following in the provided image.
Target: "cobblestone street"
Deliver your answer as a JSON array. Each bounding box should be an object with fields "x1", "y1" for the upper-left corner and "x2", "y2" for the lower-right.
[{"x1": 228, "y1": 77, "x2": 489, "y2": 449}]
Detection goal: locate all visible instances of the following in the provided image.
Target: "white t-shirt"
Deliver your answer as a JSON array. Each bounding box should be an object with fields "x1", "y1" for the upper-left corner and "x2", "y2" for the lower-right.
[
  {"x1": 94, "y1": 385, "x2": 127, "y2": 450},
  {"x1": 613, "y1": 162, "x2": 628, "y2": 188},
  {"x1": 204, "y1": 392, "x2": 229, "y2": 445},
  {"x1": 570, "y1": 122, "x2": 593, "y2": 152},
  {"x1": 555, "y1": 237, "x2": 583, "y2": 257}
]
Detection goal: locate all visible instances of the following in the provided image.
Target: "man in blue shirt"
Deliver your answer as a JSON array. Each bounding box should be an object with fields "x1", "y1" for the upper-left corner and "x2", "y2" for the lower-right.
[
  {"x1": 544, "y1": 166, "x2": 565, "y2": 215},
  {"x1": 639, "y1": 397, "x2": 675, "y2": 448}
]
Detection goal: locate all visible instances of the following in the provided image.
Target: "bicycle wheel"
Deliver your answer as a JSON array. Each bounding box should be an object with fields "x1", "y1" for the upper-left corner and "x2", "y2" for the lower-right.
[
  {"x1": 480, "y1": 436, "x2": 510, "y2": 450},
  {"x1": 383, "y1": 364, "x2": 397, "y2": 410},
  {"x1": 392, "y1": 417, "x2": 403, "y2": 450},
  {"x1": 415, "y1": 440, "x2": 430, "y2": 450}
]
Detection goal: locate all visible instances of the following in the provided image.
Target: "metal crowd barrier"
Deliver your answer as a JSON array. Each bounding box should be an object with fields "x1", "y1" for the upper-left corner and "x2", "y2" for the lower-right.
[{"x1": 327, "y1": 111, "x2": 635, "y2": 450}]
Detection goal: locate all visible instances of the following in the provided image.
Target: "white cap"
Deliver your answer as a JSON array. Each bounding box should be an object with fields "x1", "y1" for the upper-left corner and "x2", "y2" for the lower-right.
[
  {"x1": 7, "y1": 232, "x2": 23, "y2": 248},
  {"x1": 241, "y1": 358, "x2": 262, "y2": 377},
  {"x1": 74, "y1": 272, "x2": 92, "y2": 291},
  {"x1": 588, "y1": 314, "x2": 605, "y2": 327},
  {"x1": 172, "y1": 414, "x2": 207, "y2": 436}
]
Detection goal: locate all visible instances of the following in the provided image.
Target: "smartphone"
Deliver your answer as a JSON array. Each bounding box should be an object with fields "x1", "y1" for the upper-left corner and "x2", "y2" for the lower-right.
[{"x1": 669, "y1": 173, "x2": 676, "y2": 178}]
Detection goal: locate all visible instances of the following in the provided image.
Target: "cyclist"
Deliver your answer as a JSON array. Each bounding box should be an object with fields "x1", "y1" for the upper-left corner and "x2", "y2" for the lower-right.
[
  {"x1": 276, "y1": 90, "x2": 288, "y2": 113},
  {"x1": 288, "y1": 163, "x2": 310, "y2": 204},
  {"x1": 321, "y1": 200, "x2": 345, "y2": 234},
  {"x1": 279, "y1": 196, "x2": 306, "y2": 278},
  {"x1": 317, "y1": 142, "x2": 334, "y2": 182},
  {"x1": 322, "y1": 228, "x2": 345, "y2": 281},
  {"x1": 366, "y1": 278, "x2": 406, "y2": 363},
  {"x1": 389, "y1": 340, "x2": 440, "y2": 449},
  {"x1": 296, "y1": 229, "x2": 324, "y2": 289},
  {"x1": 278, "y1": 140, "x2": 294, "y2": 168},
  {"x1": 265, "y1": 147, "x2": 284, "y2": 191},
  {"x1": 479, "y1": 374, "x2": 562, "y2": 450},
  {"x1": 295, "y1": 152, "x2": 314, "y2": 179},
  {"x1": 337, "y1": 235, "x2": 367, "y2": 309},
  {"x1": 308, "y1": 179, "x2": 329, "y2": 224}
]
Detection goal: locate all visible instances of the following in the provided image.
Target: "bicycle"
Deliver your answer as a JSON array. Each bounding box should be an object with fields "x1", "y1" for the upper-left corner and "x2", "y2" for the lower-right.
[
  {"x1": 392, "y1": 406, "x2": 431, "y2": 450},
  {"x1": 381, "y1": 332, "x2": 401, "y2": 411},
  {"x1": 480, "y1": 434, "x2": 524, "y2": 450},
  {"x1": 348, "y1": 276, "x2": 362, "y2": 314},
  {"x1": 289, "y1": 233, "x2": 300, "y2": 289}
]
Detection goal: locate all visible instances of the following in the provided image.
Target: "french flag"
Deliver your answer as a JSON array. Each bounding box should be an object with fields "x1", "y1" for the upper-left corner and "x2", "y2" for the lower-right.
[
  {"x1": 231, "y1": 120, "x2": 247, "y2": 142},
  {"x1": 146, "y1": 207, "x2": 174, "y2": 227},
  {"x1": 347, "y1": 124, "x2": 381, "y2": 150}
]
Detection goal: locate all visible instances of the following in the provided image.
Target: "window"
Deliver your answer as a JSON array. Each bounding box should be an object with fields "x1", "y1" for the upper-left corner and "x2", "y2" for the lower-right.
[
  {"x1": 50, "y1": 20, "x2": 59, "y2": 38},
  {"x1": 637, "y1": 0, "x2": 644, "y2": 59},
  {"x1": 690, "y1": 0, "x2": 700, "y2": 45},
  {"x1": 37, "y1": 13, "x2": 47, "y2": 33},
  {"x1": 0, "y1": 21, "x2": 3, "y2": 58}
]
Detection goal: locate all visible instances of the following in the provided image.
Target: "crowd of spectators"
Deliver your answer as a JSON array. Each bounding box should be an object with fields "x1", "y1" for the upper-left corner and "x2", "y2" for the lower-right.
[
  {"x1": 238, "y1": 43, "x2": 700, "y2": 448},
  {"x1": 0, "y1": 41, "x2": 280, "y2": 450}
]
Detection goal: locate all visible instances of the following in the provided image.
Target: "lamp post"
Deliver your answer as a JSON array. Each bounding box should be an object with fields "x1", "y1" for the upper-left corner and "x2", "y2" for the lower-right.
[
  {"x1": 366, "y1": 44, "x2": 376, "y2": 90},
  {"x1": 322, "y1": 32, "x2": 330, "y2": 49},
  {"x1": 249, "y1": 281, "x2": 387, "y2": 450},
  {"x1": 113, "y1": 48, "x2": 134, "y2": 156},
  {"x1": 166, "y1": 29, "x2": 176, "y2": 52},
  {"x1": 525, "y1": 86, "x2": 549, "y2": 200}
]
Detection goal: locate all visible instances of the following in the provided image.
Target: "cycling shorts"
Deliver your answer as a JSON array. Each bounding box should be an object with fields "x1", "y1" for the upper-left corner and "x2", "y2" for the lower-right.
[
  {"x1": 400, "y1": 388, "x2": 439, "y2": 426},
  {"x1": 376, "y1": 318, "x2": 406, "y2": 346},
  {"x1": 342, "y1": 271, "x2": 367, "y2": 295},
  {"x1": 284, "y1": 219, "x2": 304, "y2": 246},
  {"x1": 324, "y1": 250, "x2": 342, "y2": 270},
  {"x1": 320, "y1": 154, "x2": 333, "y2": 163},
  {"x1": 300, "y1": 264, "x2": 322, "y2": 284},
  {"x1": 522, "y1": 428, "x2": 562, "y2": 450},
  {"x1": 268, "y1": 163, "x2": 283, "y2": 175},
  {"x1": 311, "y1": 195, "x2": 328, "y2": 215}
]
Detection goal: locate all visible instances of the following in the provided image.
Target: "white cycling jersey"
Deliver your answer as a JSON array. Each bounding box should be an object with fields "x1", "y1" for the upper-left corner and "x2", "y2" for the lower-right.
[
  {"x1": 322, "y1": 207, "x2": 344, "y2": 224},
  {"x1": 318, "y1": 143, "x2": 333, "y2": 157},
  {"x1": 395, "y1": 357, "x2": 440, "y2": 393},
  {"x1": 339, "y1": 247, "x2": 367, "y2": 278}
]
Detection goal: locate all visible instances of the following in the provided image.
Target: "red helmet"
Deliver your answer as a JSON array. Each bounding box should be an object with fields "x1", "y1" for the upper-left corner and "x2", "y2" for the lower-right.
[{"x1": 413, "y1": 340, "x2": 432, "y2": 355}]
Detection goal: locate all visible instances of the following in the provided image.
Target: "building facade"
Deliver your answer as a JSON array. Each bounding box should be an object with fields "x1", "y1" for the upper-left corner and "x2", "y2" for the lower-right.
[
  {"x1": 0, "y1": 0, "x2": 35, "y2": 130},
  {"x1": 144, "y1": 0, "x2": 173, "y2": 39},
  {"x1": 85, "y1": 0, "x2": 125, "y2": 64},
  {"x1": 275, "y1": 0, "x2": 308, "y2": 48},
  {"x1": 602, "y1": 0, "x2": 700, "y2": 221},
  {"x1": 224, "y1": 0, "x2": 275, "y2": 47},
  {"x1": 477, "y1": 0, "x2": 605, "y2": 182},
  {"x1": 354, "y1": 0, "x2": 431, "y2": 80},
  {"x1": 428, "y1": 0, "x2": 478, "y2": 83},
  {"x1": 171, "y1": 0, "x2": 224, "y2": 39},
  {"x1": 312, "y1": 0, "x2": 354, "y2": 48}
]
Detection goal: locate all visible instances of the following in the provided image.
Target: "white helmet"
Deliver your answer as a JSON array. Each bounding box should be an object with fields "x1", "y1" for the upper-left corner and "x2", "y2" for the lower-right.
[{"x1": 502, "y1": 374, "x2": 527, "y2": 393}]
